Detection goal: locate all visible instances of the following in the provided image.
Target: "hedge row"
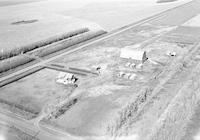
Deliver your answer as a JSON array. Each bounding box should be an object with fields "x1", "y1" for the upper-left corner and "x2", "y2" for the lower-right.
[
  {"x1": 0, "y1": 30, "x2": 107, "y2": 73},
  {"x1": 30, "y1": 30, "x2": 106, "y2": 57},
  {"x1": 0, "y1": 55, "x2": 34, "y2": 73},
  {"x1": 52, "y1": 98, "x2": 78, "y2": 119},
  {"x1": 0, "y1": 28, "x2": 89, "y2": 60}
]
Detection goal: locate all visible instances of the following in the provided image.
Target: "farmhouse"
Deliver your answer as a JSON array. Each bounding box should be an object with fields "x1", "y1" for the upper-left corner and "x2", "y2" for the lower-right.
[{"x1": 120, "y1": 47, "x2": 148, "y2": 63}]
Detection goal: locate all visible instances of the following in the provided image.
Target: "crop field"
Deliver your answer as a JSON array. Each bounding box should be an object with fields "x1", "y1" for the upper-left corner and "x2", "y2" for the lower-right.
[
  {"x1": 61, "y1": 0, "x2": 191, "y2": 31},
  {"x1": 0, "y1": 68, "x2": 77, "y2": 119},
  {"x1": 0, "y1": 11, "x2": 105, "y2": 62}
]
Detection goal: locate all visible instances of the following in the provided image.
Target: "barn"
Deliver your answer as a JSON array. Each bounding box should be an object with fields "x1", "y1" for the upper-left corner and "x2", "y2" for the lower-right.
[{"x1": 120, "y1": 47, "x2": 148, "y2": 63}]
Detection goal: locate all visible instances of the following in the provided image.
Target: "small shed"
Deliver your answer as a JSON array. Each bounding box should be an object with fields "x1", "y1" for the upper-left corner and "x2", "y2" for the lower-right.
[{"x1": 120, "y1": 47, "x2": 147, "y2": 63}]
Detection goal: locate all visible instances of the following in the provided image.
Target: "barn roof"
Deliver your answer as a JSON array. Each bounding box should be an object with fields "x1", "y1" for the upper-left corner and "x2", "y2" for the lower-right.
[{"x1": 120, "y1": 47, "x2": 147, "y2": 62}]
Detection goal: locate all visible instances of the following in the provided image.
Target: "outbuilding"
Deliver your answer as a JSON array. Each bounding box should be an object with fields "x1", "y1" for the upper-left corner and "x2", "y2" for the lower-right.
[
  {"x1": 120, "y1": 47, "x2": 148, "y2": 63},
  {"x1": 56, "y1": 72, "x2": 78, "y2": 85}
]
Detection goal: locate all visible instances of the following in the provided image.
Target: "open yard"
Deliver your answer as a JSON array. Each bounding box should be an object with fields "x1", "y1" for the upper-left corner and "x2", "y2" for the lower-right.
[
  {"x1": 38, "y1": 21, "x2": 199, "y2": 137},
  {"x1": 0, "y1": 68, "x2": 76, "y2": 119}
]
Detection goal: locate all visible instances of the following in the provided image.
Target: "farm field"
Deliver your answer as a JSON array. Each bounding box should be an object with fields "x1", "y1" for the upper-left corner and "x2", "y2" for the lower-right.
[
  {"x1": 0, "y1": 14, "x2": 103, "y2": 59},
  {"x1": 61, "y1": 0, "x2": 192, "y2": 31}
]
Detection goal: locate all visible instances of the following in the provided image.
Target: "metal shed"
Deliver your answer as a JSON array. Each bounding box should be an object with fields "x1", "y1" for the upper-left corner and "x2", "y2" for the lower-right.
[{"x1": 120, "y1": 47, "x2": 147, "y2": 63}]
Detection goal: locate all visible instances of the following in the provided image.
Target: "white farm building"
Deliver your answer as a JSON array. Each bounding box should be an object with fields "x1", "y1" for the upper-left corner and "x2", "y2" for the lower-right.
[{"x1": 120, "y1": 47, "x2": 147, "y2": 63}]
